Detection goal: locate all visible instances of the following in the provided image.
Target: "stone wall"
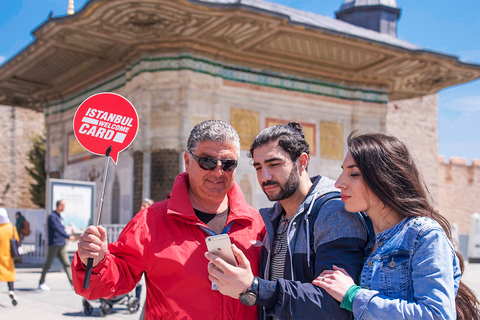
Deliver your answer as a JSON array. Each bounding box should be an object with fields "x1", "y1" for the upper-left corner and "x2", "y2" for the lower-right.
[
  {"x1": 150, "y1": 149, "x2": 180, "y2": 202},
  {"x1": 438, "y1": 156, "x2": 480, "y2": 235},
  {"x1": 0, "y1": 105, "x2": 45, "y2": 208},
  {"x1": 386, "y1": 94, "x2": 439, "y2": 203}
]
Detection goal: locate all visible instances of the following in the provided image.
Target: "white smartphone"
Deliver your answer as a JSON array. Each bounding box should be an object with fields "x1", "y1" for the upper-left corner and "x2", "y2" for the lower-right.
[{"x1": 205, "y1": 234, "x2": 238, "y2": 266}]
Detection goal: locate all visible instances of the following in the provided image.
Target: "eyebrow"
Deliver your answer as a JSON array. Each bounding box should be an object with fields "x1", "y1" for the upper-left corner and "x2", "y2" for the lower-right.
[
  {"x1": 341, "y1": 164, "x2": 358, "y2": 169},
  {"x1": 253, "y1": 157, "x2": 283, "y2": 167}
]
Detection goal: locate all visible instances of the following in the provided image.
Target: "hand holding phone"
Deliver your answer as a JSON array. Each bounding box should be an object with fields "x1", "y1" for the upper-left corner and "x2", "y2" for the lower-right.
[{"x1": 205, "y1": 234, "x2": 238, "y2": 267}]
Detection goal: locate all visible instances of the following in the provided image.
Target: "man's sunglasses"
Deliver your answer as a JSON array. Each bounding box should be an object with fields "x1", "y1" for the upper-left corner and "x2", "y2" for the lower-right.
[{"x1": 189, "y1": 152, "x2": 238, "y2": 172}]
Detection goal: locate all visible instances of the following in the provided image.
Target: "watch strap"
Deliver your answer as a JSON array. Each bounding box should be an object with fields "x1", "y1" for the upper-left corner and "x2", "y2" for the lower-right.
[{"x1": 240, "y1": 276, "x2": 259, "y2": 297}]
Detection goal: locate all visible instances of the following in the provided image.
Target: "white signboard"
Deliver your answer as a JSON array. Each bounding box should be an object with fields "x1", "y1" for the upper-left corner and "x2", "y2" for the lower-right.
[{"x1": 47, "y1": 178, "x2": 96, "y2": 234}]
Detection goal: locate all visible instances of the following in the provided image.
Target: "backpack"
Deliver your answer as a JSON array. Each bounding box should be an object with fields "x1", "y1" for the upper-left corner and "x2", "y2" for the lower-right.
[
  {"x1": 307, "y1": 191, "x2": 374, "y2": 252},
  {"x1": 21, "y1": 219, "x2": 31, "y2": 236}
]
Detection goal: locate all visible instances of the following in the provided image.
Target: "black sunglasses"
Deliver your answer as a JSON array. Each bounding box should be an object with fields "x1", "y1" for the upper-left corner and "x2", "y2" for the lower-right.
[
  {"x1": 272, "y1": 217, "x2": 290, "y2": 257},
  {"x1": 189, "y1": 152, "x2": 238, "y2": 172}
]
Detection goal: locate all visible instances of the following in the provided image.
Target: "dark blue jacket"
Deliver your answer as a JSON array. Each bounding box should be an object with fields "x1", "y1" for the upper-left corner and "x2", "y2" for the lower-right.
[
  {"x1": 47, "y1": 211, "x2": 70, "y2": 246},
  {"x1": 256, "y1": 175, "x2": 368, "y2": 320}
]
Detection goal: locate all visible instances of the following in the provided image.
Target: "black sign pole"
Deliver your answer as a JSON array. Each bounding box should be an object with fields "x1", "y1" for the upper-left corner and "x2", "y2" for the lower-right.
[{"x1": 83, "y1": 145, "x2": 112, "y2": 289}]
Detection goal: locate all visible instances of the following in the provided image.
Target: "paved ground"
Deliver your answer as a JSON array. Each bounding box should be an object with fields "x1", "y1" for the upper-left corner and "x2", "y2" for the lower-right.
[
  {"x1": 1, "y1": 261, "x2": 479, "y2": 319},
  {"x1": 0, "y1": 262, "x2": 145, "y2": 319}
]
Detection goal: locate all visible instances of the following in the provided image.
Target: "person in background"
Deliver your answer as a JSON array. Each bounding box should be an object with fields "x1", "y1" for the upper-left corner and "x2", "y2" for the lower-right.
[
  {"x1": 15, "y1": 212, "x2": 25, "y2": 244},
  {"x1": 206, "y1": 122, "x2": 368, "y2": 319},
  {"x1": 38, "y1": 200, "x2": 75, "y2": 291},
  {"x1": 0, "y1": 207, "x2": 19, "y2": 306},
  {"x1": 140, "y1": 198, "x2": 153, "y2": 210},
  {"x1": 72, "y1": 120, "x2": 265, "y2": 319},
  {"x1": 313, "y1": 132, "x2": 480, "y2": 320}
]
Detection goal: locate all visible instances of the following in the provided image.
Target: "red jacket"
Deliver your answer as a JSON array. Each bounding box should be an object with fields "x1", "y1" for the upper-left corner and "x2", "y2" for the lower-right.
[{"x1": 72, "y1": 172, "x2": 265, "y2": 319}]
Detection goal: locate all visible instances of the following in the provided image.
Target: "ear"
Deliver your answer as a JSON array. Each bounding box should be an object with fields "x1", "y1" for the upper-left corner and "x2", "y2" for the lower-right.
[
  {"x1": 184, "y1": 151, "x2": 190, "y2": 172},
  {"x1": 297, "y1": 153, "x2": 309, "y2": 173}
]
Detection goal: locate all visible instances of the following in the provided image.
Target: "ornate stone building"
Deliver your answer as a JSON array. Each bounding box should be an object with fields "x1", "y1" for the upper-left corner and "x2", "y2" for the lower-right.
[{"x1": 1, "y1": 0, "x2": 479, "y2": 249}]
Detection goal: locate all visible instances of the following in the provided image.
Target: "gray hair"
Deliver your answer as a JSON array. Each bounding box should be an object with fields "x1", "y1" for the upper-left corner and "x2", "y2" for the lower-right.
[{"x1": 187, "y1": 120, "x2": 240, "y2": 157}]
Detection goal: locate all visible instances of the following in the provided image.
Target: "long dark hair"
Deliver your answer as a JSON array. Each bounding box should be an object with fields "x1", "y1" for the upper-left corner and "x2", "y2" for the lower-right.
[{"x1": 347, "y1": 132, "x2": 479, "y2": 320}]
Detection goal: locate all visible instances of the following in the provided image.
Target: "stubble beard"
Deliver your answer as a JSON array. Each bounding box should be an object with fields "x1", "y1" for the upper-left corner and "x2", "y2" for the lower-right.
[{"x1": 264, "y1": 163, "x2": 300, "y2": 202}]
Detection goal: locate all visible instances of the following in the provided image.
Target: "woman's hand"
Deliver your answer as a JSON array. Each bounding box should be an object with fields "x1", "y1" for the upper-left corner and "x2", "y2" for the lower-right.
[{"x1": 312, "y1": 265, "x2": 355, "y2": 302}]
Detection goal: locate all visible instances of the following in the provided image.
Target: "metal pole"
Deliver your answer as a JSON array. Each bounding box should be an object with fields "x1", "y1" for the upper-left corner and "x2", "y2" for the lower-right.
[{"x1": 83, "y1": 146, "x2": 112, "y2": 289}]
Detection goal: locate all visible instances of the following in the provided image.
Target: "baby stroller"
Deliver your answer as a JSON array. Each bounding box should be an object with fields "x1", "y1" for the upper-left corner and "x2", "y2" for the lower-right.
[{"x1": 82, "y1": 291, "x2": 140, "y2": 317}]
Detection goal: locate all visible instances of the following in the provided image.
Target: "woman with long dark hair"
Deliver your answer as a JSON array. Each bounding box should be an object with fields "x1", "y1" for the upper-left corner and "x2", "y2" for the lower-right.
[{"x1": 313, "y1": 132, "x2": 479, "y2": 319}]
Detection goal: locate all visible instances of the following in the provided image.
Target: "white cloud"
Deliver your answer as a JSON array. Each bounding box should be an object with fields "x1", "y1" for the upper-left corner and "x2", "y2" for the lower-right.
[
  {"x1": 442, "y1": 95, "x2": 480, "y2": 112},
  {"x1": 0, "y1": 56, "x2": 5, "y2": 65},
  {"x1": 458, "y1": 49, "x2": 480, "y2": 64}
]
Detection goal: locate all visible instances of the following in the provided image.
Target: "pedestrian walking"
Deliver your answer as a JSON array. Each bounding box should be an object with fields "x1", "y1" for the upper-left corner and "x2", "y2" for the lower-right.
[{"x1": 38, "y1": 200, "x2": 75, "y2": 291}]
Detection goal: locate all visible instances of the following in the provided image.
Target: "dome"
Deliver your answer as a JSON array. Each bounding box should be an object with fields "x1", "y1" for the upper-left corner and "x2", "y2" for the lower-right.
[
  {"x1": 340, "y1": 0, "x2": 398, "y2": 11},
  {"x1": 336, "y1": 0, "x2": 401, "y2": 37}
]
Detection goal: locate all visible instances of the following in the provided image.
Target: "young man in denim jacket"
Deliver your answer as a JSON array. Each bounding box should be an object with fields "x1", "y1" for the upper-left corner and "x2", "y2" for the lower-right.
[{"x1": 206, "y1": 122, "x2": 368, "y2": 319}]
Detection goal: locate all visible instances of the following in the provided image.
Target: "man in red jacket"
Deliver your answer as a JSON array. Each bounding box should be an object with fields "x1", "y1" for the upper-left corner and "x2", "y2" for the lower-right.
[{"x1": 72, "y1": 120, "x2": 265, "y2": 320}]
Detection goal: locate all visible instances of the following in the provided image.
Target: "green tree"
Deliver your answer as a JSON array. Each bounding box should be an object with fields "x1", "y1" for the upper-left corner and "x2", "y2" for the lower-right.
[{"x1": 25, "y1": 133, "x2": 46, "y2": 208}]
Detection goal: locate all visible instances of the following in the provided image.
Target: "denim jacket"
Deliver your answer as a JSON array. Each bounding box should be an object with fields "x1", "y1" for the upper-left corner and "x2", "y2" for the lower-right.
[{"x1": 353, "y1": 216, "x2": 460, "y2": 320}]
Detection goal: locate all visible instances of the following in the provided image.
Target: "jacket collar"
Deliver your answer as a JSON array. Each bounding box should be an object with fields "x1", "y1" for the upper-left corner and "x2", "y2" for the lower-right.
[{"x1": 166, "y1": 172, "x2": 255, "y2": 227}]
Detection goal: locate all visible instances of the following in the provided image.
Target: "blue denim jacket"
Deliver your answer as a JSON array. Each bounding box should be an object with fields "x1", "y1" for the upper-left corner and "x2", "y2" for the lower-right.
[{"x1": 353, "y1": 216, "x2": 460, "y2": 320}]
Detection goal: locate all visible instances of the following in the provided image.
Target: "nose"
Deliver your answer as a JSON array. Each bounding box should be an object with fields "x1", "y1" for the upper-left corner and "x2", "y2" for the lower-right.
[
  {"x1": 256, "y1": 167, "x2": 272, "y2": 183},
  {"x1": 211, "y1": 161, "x2": 225, "y2": 175},
  {"x1": 335, "y1": 174, "x2": 346, "y2": 190}
]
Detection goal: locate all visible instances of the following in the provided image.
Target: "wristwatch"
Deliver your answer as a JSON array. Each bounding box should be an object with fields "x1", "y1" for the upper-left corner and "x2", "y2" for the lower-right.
[{"x1": 239, "y1": 276, "x2": 259, "y2": 306}]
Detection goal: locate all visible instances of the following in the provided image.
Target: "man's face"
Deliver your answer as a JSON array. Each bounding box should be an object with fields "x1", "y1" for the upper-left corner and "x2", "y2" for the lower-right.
[
  {"x1": 184, "y1": 140, "x2": 238, "y2": 205},
  {"x1": 252, "y1": 141, "x2": 300, "y2": 201},
  {"x1": 57, "y1": 201, "x2": 65, "y2": 213}
]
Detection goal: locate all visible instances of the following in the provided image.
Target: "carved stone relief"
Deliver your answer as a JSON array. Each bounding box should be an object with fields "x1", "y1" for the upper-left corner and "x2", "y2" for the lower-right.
[
  {"x1": 202, "y1": 17, "x2": 271, "y2": 48},
  {"x1": 258, "y1": 33, "x2": 385, "y2": 69},
  {"x1": 80, "y1": 3, "x2": 214, "y2": 40}
]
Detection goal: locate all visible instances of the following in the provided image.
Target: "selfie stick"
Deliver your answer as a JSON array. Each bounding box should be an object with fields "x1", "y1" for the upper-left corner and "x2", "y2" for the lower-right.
[{"x1": 83, "y1": 145, "x2": 112, "y2": 289}]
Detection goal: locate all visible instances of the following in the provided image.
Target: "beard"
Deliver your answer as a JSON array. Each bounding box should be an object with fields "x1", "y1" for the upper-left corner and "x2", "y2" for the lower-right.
[{"x1": 262, "y1": 163, "x2": 300, "y2": 201}]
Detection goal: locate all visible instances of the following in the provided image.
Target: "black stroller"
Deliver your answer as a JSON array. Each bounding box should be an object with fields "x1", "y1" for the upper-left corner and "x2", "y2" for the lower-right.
[{"x1": 82, "y1": 292, "x2": 140, "y2": 317}]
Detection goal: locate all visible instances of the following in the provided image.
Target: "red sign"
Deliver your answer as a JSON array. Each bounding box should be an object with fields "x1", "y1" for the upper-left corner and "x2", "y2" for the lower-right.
[{"x1": 73, "y1": 93, "x2": 138, "y2": 164}]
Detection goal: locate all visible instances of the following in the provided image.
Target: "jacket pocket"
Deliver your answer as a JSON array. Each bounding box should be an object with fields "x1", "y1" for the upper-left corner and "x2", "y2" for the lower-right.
[{"x1": 379, "y1": 250, "x2": 411, "y2": 300}]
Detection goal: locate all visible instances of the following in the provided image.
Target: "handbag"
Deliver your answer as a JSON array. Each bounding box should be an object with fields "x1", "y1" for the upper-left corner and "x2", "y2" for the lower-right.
[
  {"x1": 21, "y1": 219, "x2": 30, "y2": 236},
  {"x1": 10, "y1": 225, "x2": 23, "y2": 258}
]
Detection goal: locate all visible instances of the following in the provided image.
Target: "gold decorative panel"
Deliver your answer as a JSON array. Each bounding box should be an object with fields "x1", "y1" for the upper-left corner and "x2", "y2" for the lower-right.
[
  {"x1": 320, "y1": 122, "x2": 343, "y2": 160},
  {"x1": 67, "y1": 133, "x2": 92, "y2": 164},
  {"x1": 230, "y1": 108, "x2": 260, "y2": 150},
  {"x1": 265, "y1": 118, "x2": 316, "y2": 156}
]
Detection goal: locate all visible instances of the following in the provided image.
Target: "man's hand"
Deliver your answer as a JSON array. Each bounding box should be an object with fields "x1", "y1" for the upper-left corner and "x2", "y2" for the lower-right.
[
  {"x1": 77, "y1": 225, "x2": 108, "y2": 267},
  {"x1": 205, "y1": 244, "x2": 254, "y2": 299}
]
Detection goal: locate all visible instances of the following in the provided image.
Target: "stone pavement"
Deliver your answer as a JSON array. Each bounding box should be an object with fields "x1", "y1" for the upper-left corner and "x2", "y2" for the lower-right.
[
  {"x1": 1, "y1": 262, "x2": 479, "y2": 319},
  {"x1": 0, "y1": 263, "x2": 145, "y2": 319}
]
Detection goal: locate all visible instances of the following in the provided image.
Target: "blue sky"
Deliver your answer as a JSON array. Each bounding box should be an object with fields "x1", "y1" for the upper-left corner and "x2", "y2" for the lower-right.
[{"x1": 1, "y1": 0, "x2": 480, "y2": 163}]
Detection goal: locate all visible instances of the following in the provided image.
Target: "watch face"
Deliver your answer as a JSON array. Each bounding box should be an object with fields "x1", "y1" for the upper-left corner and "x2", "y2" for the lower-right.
[{"x1": 240, "y1": 292, "x2": 257, "y2": 306}]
